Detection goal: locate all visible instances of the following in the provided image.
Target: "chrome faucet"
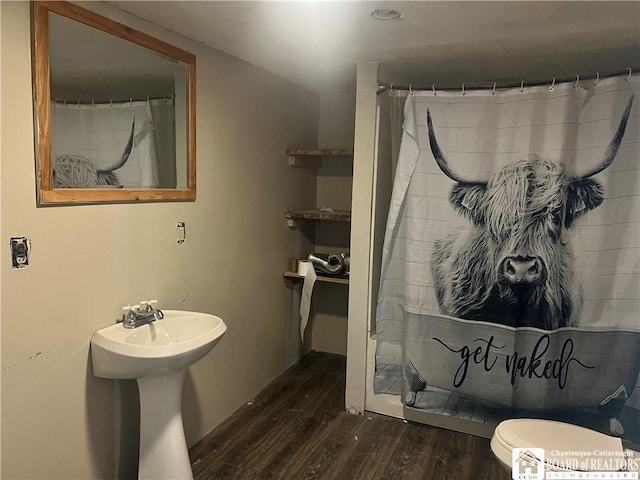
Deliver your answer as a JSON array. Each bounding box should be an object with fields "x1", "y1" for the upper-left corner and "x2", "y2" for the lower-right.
[{"x1": 121, "y1": 300, "x2": 164, "y2": 329}]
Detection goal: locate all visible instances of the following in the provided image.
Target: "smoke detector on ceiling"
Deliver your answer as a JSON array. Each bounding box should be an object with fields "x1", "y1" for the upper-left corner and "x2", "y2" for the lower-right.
[{"x1": 370, "y1": 9, "x2": 403, "y2": 21}]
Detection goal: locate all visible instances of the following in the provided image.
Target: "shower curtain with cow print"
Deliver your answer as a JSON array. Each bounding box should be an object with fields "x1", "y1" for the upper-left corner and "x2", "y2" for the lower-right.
[
  {"x1": 51, "y1": 98, "x2": 176, "y2": 188},
  {"x1": 374, "y1": 75, "x2": 640, "y2": 444}
]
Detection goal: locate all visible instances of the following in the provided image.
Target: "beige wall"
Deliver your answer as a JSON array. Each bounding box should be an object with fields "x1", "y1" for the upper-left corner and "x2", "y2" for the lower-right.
[
  {"x1": 308, "y1": 87, "x2": 356, "y2": 355},
  {"x1": 317, "y1": 88, "x2": 356, "y2": 210},
  {"x1": 1, "y1": 2, "x2": 318, "y2": 478}
]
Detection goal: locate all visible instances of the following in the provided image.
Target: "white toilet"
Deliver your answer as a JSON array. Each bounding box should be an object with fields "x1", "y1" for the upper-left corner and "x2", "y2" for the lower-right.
[{"x1": 491, "y1": 419, "x2": 638, "y2": 475}]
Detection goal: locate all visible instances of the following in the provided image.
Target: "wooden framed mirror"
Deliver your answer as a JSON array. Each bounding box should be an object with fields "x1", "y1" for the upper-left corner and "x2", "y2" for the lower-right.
[{"x1": 31, "y1": 1, "x2": 196, "y2": 205}]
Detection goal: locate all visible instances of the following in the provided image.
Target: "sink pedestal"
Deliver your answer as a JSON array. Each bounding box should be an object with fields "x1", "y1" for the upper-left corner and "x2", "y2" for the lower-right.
[{"x1": 138, "y1": 370, "x2": 192, "y2": 480}]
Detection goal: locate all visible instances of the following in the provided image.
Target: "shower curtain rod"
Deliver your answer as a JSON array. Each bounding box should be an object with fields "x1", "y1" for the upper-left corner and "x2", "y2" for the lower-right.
[
  {"x1": 377, "y1": 68, "x2": 638, "y2": 95},
  {"x1": 52, "y1": 94, "x2": 175, "y2": 106}
]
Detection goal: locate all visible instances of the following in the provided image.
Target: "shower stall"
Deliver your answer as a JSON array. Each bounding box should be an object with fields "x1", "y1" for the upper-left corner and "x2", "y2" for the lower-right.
[{"x1": 347, "y1": 63, "x2": 640, "y2": 445}]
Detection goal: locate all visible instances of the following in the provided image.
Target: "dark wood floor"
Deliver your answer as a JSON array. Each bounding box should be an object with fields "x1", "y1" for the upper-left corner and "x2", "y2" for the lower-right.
[{"x1": 189, "y1": 352, "x2": 510, "y2": 480}]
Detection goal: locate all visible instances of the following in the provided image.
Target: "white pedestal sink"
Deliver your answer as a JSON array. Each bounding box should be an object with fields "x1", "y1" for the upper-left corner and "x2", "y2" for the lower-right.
[{"x1": 91, "y1": 310, "x2": 227, "y2": 480}]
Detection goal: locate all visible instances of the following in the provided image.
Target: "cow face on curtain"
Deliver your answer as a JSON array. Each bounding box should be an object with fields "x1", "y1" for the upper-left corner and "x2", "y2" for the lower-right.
[{"x1": 427, "y1": 96, "x2": 634, "y2": 330}]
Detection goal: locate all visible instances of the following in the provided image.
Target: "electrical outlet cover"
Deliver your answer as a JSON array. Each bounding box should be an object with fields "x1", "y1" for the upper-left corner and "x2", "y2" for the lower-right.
[
  {"x1": 177, "y1": 222, "x2": 186, "y2": 244},
  {"x1": 10, "y1": 237, "x2": 31, "y2": 269}
]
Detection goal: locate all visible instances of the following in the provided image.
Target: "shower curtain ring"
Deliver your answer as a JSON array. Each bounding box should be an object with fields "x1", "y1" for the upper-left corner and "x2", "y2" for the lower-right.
[
  {"x1": 492, "y1": 82, "x2": 497, "y2": 96},
  {"x1": 520, "y1": 80, "x2": 524, "y2": 93},
  {"x1": 91, "y1": 99, "x2": 95, "y2": 108},
  {"x1": 461, "y1": 83, "x2": 466, "y2": 96},
  {"x1": 409, "y1": 84, "x2": 413, "y2": 95},
  {"x1": 432, "y1": 84, "x2": 437, "y2": 96},
  {"x1": 626, "y1": 68, "x2": 632, "y2": 81},
  {"x1": 593, "y1": 72, "x2": 600, "y2": 86},
  {"x1": 549, "y1": 77, "x2": 556, "y2": 92},
  {"x1": 574, "y1": 75, "x2": 580, "y2": 88}
]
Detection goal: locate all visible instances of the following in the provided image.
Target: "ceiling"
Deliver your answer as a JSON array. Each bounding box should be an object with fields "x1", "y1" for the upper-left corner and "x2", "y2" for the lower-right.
[{"x1": 109, "y1": 1, "x2": 640, "y2": 93}]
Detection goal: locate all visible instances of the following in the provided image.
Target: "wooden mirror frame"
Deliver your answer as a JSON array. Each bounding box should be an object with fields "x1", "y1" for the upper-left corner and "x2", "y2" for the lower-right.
[{"x1": 31, "y1": 1, "x2": 196, "y2": 205}]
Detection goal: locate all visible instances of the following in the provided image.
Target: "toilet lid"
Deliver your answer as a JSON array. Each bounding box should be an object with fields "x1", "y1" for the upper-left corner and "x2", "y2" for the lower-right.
[{"x1": 493, "y1": 419, "x2": 625, "y2": 472}]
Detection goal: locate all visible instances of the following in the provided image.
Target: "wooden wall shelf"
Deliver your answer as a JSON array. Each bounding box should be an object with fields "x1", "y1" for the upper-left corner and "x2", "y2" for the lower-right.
[
  {"x1": 285, "y1": 146, "x2": 353, "y2": 292},
  {"x1": 287, "y1": 148, "x2": 354, "y2": 168},
  {"x1": 283, "y1": 271, "x2": 349, "y2": 288},
  {"x1": 285, "y1": 209, "x2": 351, "y2": 227}
]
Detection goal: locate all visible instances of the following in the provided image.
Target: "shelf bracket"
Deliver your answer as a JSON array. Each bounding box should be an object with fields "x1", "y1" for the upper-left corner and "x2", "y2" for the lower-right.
[
  {"x1": 287, "y1": 218, "x2": 305, "y2": 228},
  {"x1": 288, "y1": 154, "x2": 321, "y2": 169}
]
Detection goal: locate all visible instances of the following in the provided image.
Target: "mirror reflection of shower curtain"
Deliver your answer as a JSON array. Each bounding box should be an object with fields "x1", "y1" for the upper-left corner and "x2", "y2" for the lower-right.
[
  {"x1": 51, "y1": 99, "x2": 176, "y2": 188},
  {"x1": 148, "y1": 98, "x2": 177, "y2": 188}
]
